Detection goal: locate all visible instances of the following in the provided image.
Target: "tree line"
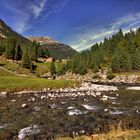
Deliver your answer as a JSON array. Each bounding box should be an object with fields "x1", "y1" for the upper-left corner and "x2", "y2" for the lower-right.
[
  {"x1": 65, "y1": 28, "x2": 140, "y2": 75},
  {"x1": 0, "y1": 37, "x2": 50, "y2": 69}
]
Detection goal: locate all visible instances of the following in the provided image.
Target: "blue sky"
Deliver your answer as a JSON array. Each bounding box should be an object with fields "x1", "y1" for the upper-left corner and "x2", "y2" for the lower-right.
[{"x1": 0, "y1": 0, "x2": 140, "y2": 51}]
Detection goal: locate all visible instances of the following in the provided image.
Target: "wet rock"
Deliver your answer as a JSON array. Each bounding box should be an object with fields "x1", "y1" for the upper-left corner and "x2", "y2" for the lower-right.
[
  {"x1": 67, "y1": 106, "x2": 75, "y2": 110},
  {"x1": 11, "y1": 99, "x2": 16, "y2": 102},
  {"x1": 43, "y1": 88, "x2": 47, "y2": 92},
  {"x1": 127, "y1": 86, "x2": 140, "y2": 90},
  {"x1": 41, "y1": 95, "x2": 46, "y2": 100},
  {"x1": 34, "y1": 106, "x2": 41, "y2": 112},
  {"x1": 21, "y1": 103, "x2": 28, "y2": 108},
  {"x1": 18, "y1": 125, "x2": 40, "y2": 140},
  {"x1": 104, "y1": 108, "x2": 109, "y2": 112},
  {"x1": 100, "y1": 95, "x2": 108, "y2": 101},
  {"x1": 31, "y1": 97, "x2": 35, "y2": 102},
  {"x1": 0, "y1": 92, "x2": 9, "y2": 98},
  {"x1": 0, "y1": 124, "x2": 8, "y2": 129},
  {"x1": 67, "y1": 109, "x2": 88, "y2": 115},
  {"x1": 109, "y1": 110, "x2": 124, "y2": 115},
  {"x1": 79, "y1": 130, "x2": 85, "y2": 135},
  {"x1": 82, "y1": 104, "x2": 99, "y2": 110}
]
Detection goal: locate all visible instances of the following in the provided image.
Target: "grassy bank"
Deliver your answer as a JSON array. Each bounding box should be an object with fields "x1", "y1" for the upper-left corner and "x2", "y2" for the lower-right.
[
  {"x1": 0, "y1": 68, "x2": 79, "y2": 92},
  {"x1": 57, "y1": 129, "x2": 140, "y2": 140}
]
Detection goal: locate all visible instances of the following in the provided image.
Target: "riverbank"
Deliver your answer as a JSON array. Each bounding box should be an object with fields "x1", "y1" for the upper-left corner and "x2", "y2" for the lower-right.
[
  {"x1": 57, "y1": 129, "x2": 140, "y2": 140},
  {"x1": 57, "y1": 71, "x2": 140, "y2": 84}
]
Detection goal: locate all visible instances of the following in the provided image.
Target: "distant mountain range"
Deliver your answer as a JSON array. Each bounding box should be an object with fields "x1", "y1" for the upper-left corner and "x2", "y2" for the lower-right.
[
  {"x1": 28, "y1": 37, "x2": 77, "y2": 59},
  {"x1": 0, "y1": 19, "x2": 77, "y2": 59}
]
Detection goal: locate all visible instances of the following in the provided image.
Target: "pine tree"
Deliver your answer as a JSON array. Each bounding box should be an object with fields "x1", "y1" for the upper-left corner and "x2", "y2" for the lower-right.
[
  {"x1": 50, "y1": 61, "x2": 56, "y2": 76},
  {"x1": 14, "y1": 43, "x2": 22, "y2": 60},
  {"x1": 22, "y1": 47, "x2": 31, "y2": 69},
  {"x1": 120, "y1": 49, "x2": 132, "y2": 71},
  {"x1": 5, "y1": 38, "x2": 16, "y2": 59},
  {"x1": 111, "y1": 54, "x2": 120, "y2": 72},
  {"x1": 133, "y1": 49, "x2": 140, "y2": 70},
  {"x1": 77, "y1": 61, "x2": 87, "y2": 75},
  {"x1": 29, "y1": 41, "x2": 39, "y2": 61},
  {"x1": 0, "y1": 43, "x2": 5, "y2": 55}
]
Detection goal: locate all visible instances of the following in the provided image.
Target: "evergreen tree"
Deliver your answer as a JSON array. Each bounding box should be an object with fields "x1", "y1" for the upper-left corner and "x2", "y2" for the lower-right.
[
  {"x1": 111, "y1": 53, "x2": 120, "y2": 72},
  {"x1": 133, "y1": 49, "x2": 140, "y2": 70},
  {"x1": 29, "y1": 41, "x2": 39, "y2": 61},
  {"x1": 77, "y1": 61, "x2": 87, "y2": 75},
  {"x1": 22, "y1": 47, "x2": 31, "y2": 69},
  {"x1": 0, "y1": 43, "x2": 5, "y2": 55},
  {"x1": 14, "y1": 43, "x2": 22, "y2": 60},
  {"x1": 5, "y1": 38, "x2": 16, "y2": 59},
  {"x1": 65, "y1": 28, "x2": 140, "y2": 75},
  {"x1": 119, "y1": 49, "x2": 132, "y2": 71},
  {"x1": 50, "y1": 61, "x2": 56, "y2": 76}
]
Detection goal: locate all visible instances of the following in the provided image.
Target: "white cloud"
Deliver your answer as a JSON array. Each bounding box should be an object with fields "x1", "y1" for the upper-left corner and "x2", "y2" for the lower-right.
[
  {"x1": 70, "y1": 12, "x2": 140, "y2": 52},
  {"x1": 31, "y1": 0, "x2": 47, "y2": 18}
]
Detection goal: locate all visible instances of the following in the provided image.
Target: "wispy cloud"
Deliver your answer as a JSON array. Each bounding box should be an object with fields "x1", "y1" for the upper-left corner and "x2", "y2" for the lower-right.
[
  {"x1": 1, "y1": 0, "x2": 69, "y2": 33},
  {"x1": 41, "y1": 0, "x2": 70, "y2": 20},
  {"x1": 70, "y1": 12, "x2": 140, "y2": 51},
  {"x1": 30, "y1": 0, "x2": 47, "y2": 18}
]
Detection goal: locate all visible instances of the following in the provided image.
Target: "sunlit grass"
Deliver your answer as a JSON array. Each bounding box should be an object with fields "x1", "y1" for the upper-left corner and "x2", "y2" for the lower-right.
[
  {"x1": 57, "y1": 129, "x2": 140, "y2": 140},
  {"x1": 0, "y1": 68, "x2": 79, "y2": 92}
]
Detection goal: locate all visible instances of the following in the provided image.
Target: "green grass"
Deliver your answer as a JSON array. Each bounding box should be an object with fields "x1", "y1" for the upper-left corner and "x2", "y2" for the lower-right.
[
  {"x1": 57, "y1": 129, "x2": 140, "y2": 140},
  {"x1": 0, "y1": 68, "x2": 13, "y2": 76},
  {"x1": 35, "y1": 60, "x2": 66, "y2": 76},
  {"x1": 114, "y1": 72, "x2": 140, "y2": 76},
  {"x1": 0, "y1": 68, "x2": 79, "y2": 92}
]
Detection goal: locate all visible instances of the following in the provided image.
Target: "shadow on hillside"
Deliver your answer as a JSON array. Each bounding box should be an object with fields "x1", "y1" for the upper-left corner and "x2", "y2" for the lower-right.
[
  {"x1": 36, "y1": 60, "x2": 43, "y2": 63},
  {"x1": 0, "y1": 64, "x2": 5, "y2": 66}
]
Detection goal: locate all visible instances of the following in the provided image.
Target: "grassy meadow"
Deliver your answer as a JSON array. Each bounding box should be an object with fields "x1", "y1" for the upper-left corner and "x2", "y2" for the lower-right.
[{"x1": 0, "y1": 67, "x2": 79, "y2": 92}]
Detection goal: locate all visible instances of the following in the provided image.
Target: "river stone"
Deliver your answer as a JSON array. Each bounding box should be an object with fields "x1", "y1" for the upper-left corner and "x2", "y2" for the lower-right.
[
  {"x1": 18, "y1": 125, "x2": 40, "y2": 140},
  {"x1": 0, "y1": 91, "x2": 8, "y2": 98},
  {"x1": 21, "y1": 103, "x2": 28, "y2": 108}
]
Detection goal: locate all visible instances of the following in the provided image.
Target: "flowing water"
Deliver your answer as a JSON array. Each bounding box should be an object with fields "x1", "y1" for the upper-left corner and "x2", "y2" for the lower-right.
[{"x1": 0, "y1": 84, "x2": 140, "y2": 139}]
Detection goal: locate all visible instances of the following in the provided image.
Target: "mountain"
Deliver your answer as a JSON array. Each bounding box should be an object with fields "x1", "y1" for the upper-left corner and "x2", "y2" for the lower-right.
[
  {"x1": 28, "y1": 37, "x2": 77, "y2": 59},
  {"x1": 0, "y1": 19, "x2": 29, "y2": 44},
  {"x1": 0, "y1": 18, "x2": 77, "y2": 59}
]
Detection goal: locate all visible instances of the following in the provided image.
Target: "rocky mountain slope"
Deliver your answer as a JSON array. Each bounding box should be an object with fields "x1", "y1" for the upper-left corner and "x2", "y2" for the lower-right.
[
  {"x1": 28, "y1": 37, "x2": 77, "y2": 59},
  {"x1": 0, "y1": 19, "x2": 29, "y2": 43}
]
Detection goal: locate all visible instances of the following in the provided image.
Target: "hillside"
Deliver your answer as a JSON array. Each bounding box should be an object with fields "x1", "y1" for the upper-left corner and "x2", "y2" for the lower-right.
[
  {"x1": 66, "y1": 28, "x2": 140, "y2": 75},
  {"x1": 28, "y1": 37, "x2": 77, "y2": 59},
  {"x1": 0, "y1": 19, "x2": 77, "y2": 60},
  {"x1": 0, "y1": 19, "x2": 30, "y2": 44}
]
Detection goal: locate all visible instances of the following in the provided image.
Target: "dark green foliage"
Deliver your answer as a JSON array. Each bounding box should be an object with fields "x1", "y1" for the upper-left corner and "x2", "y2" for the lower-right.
[
  {"x1": 50, "y1": 61, "x2": 56, "y2": 76},
  {"x1": 22, "y1": 47, "x2": 31, "y2": 69},
  {"x1": 4, "y1": 38, "x2": 16, "y2": 59},
  {"x1": 0, "y1": 42, "x2": 5, "y2": 55},
  {"x1": 77, "y1": 61, "x2": 87, "y2": 75},
  {"x1": 57, "y1": 63, "x2": 66, "y2": 75},
  {"x1": 133, "y1": 49, "x2": 140, "y2": 70},
  {"x1": 119, "y1": 49, "x2": 132, "y2": 71},
  {"x1": 14, "y1": 43, "x2": 22, "y2": 60},
  {"x1": 28, "y1": 41, "x2": 39, "y2": 61},
  {"x1": 38, "y1": 47, "x2": 50, "y2": 58},
  {"x1": 66, "y1": 28, "x2": 140, "y2": 75},
  {"x1": 111, "y1": 53, "x2": 120, "y2": 72}
]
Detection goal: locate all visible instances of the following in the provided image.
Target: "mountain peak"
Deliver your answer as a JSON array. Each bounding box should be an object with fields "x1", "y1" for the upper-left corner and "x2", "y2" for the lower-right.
[
  {"x1": 28, "y1": 36, "x2": 77, "y2": 59},
  {"x1": 28, "y1": 36, "x2": 59, "y2": 45}
]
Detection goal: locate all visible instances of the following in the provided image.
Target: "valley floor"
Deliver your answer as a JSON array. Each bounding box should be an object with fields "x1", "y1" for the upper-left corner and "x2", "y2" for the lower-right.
[{"x1": 0, "y1": 67, "x2": 79, "y2": 92}]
